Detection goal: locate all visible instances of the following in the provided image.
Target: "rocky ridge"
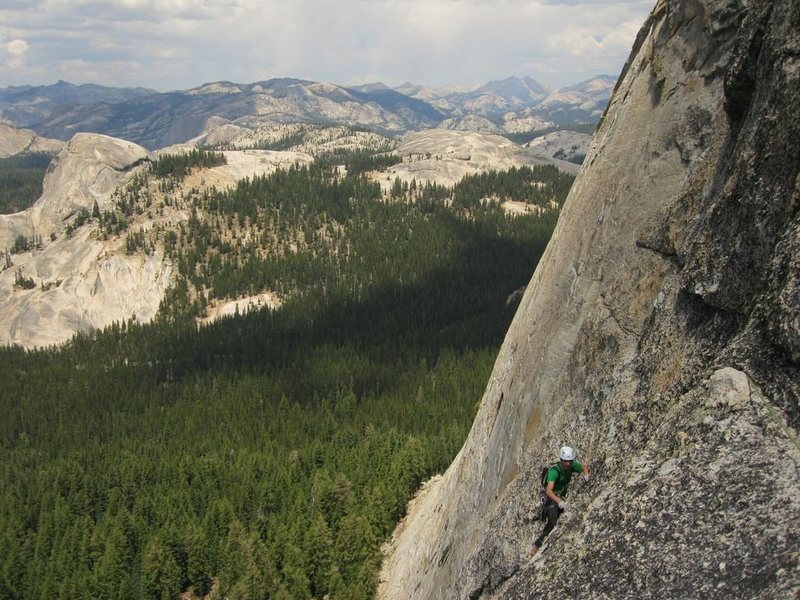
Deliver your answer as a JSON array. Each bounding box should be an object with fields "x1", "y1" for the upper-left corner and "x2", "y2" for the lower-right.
[
  {"x1": 387, "y1": 130, "x2": 580, "y2": 188},
  {"x1": 0, "y1": 133, "x2": 150, "y2": 250},
  {"x1": 0, "y1": 134, "x2": 314, "y2": 348},
  {"x1": 0, "y1": 122, "x2": 63, "y2": 158},
  {"x1": 0, "y1": 76, "x2": 611, "y2": 151},
  {"x1": 187, "y1": 120, "x2": 398, "y2": 156},
  {"x1": 3, "y1": 79, "x2": 446, "y2": 150},
  {"x1": 0, "y1": 80, "x2": 155, "y2": 129},
  {"x1": 0, "y1": 123, "x2": 569, "y2": 348},
  {"x1": 377, "y1": 0, "x2": 800, "y2": 598},
  {"x1": 0, "y1": 134, "x2": 166, "y2": 347}
]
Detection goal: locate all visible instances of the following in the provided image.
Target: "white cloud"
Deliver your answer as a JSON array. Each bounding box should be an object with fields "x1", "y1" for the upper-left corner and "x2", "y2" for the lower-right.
[
  {"x1": 548, "y1": 18, "x2": 641, "y2": 59},
  {"x1": 0, "y1": 0, "x2": 653, "y2": 90},
  {"x1": 1, "y1": 38, "x2": 29, "y2": 69}
]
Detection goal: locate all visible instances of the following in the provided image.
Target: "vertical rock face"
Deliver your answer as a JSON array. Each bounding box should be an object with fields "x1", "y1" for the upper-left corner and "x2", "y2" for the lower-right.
[{"x1": 377, "y1": 0, "x2": 800, "y2": 598}]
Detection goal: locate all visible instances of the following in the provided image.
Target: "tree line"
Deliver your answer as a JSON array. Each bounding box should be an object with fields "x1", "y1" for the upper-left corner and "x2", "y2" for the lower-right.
[{"x1": 151, "y1": 150, "x2": 227, "y2": 180}]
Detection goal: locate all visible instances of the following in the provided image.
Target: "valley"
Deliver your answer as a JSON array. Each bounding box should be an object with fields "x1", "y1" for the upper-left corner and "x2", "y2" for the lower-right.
[
  {"x1": 0, "y1": 121, "x2": 577, "y2": 349},
  {"x1": 0, "y1": 84, "x2": 578, "y2": 598},
  {"x1": 2, "y1": 0, "x2": 798, "y2": 598}
]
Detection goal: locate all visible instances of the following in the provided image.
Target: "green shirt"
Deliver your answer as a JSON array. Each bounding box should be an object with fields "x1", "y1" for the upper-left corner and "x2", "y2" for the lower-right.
[{"x1": 546, "y1": 461, "x2": 583, "y2": 497}]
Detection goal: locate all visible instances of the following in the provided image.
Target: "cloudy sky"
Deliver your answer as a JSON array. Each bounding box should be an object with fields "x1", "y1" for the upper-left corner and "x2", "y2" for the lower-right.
[{"x1": 0, "y1": 0, "x2": 653, "y2": 92}]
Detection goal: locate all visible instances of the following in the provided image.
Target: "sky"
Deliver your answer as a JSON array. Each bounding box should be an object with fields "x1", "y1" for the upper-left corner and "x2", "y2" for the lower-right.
[{"x1": 0, "y1": 0, "x2": 653, "y2": 93}]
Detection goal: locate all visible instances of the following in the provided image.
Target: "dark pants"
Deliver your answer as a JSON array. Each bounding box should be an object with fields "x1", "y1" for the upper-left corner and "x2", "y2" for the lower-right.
[{"x1": 534, "y1": 501, "x2": 563, "y2": 547}]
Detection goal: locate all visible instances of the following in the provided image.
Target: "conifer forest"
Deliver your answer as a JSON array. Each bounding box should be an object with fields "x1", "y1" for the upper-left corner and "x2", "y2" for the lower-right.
[
  {"x1": 0, "y1": 153, "x2": 53, "y2": 215},
  {"x1": 0, "y1": 148, "x2": 573, "y2": 599}
]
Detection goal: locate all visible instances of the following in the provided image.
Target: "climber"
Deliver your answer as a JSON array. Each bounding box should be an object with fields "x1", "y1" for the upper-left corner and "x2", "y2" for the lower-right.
[{"x1": 528, "y1": 445, "x2": 590, "y2": 558}]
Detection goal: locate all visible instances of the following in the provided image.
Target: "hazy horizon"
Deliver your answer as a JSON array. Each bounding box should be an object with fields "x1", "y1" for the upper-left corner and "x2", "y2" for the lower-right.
[{"x1": 0, "y1": 72, "x2": 619, "y2": 95}]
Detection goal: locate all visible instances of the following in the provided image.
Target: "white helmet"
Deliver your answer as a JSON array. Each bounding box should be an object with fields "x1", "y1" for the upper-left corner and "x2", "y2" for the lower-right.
[{"x1": 559, "y1": 446, "x2": 576, "y2": 461}]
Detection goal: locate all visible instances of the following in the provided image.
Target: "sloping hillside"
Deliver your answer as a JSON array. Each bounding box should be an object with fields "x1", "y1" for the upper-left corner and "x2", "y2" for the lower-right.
[
  {"x1": 11, "y1": 80, "x2": 447, "y2": 150},
  {"x1": 0, "y1": 80, "x2": 155, "y2": 128},
  {"x1": 390, "y1": 130, "x2": 579, "y2": 188},
  {"x1": 0, "y1": 123, "x2": 577, "y2": 600},
  {"x1": 0, "y1": 127, "x2": 572, "y2": 349},
  {"x1": 0, "y1": 122, "x2": 63, "y2": 158},
  {"x1": 0, "y1": 136, "x2": 314, "y2": 348},
  {"x1": 0, "y1": 76, "x2": 613, "y2": 151},
  {"x1": 377, "y1": 0, "x2": 800, "y2": 597}
]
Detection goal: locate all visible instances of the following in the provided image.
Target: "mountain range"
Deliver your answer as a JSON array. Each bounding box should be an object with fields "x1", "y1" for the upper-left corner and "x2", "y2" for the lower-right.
[
  {"x1": 0, "y1": 76, "x2": 615, "y2": 151},
  {"x1": 1, "y1": 0, "x2": 797, "y2": 596}
]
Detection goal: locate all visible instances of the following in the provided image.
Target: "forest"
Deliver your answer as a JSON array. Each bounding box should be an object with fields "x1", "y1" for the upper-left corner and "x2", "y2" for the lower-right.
[
  {"x1": 0, "y1": 153, "x2": 53, "y2": 214},
  {"x1": 151, "y1": 149, "x2": 227, "y2": 180},
  {"x1": 0, "y1": 150, "x2": 573, "y2": 599}
]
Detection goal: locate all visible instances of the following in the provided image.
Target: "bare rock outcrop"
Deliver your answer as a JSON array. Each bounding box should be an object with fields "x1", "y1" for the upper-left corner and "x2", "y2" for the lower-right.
[
  {"x1": 0, "y1": 227, "x2": 172, "y2": 348},
  {"x1": 389, "y1": 130, "x2": 579, "y2": 188},
  {"x1": 0, "y1": 135, "x2": 320, "y2": 348},
  {"x1": 525, "y1": 130, "x2": 590, "y2": 164},
  {"x1": 0, "y1": 122, "x2": 63, "y2": 158},
  {"x1": 0, "y1": 132, "x2": 151, "y2": 250},
  {"x1": 188, "y1": 116, "x2": 251, "y2": 148},
  {"x1": 31, "y1": 133, "x2": 151, "y2": 238},
  {"x1": 377, "y1": 0, "x2": 800, "y2": 598},
  {"x1": 0, "y1": 133, "x2": 168, "y2": 348}
]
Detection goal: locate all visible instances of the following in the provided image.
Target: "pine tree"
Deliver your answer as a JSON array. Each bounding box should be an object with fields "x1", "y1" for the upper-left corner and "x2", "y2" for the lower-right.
[{"x1": 141, "y1": 536, "x2": 182, "y2": 600}]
